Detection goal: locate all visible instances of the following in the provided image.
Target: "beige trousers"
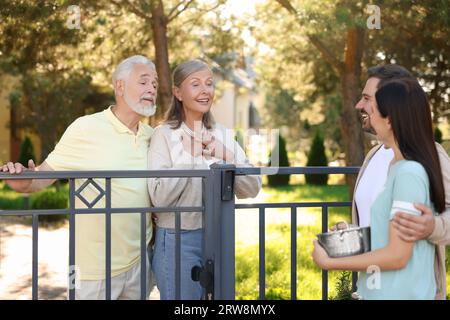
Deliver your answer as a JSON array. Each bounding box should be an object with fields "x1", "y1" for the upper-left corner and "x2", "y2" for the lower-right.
[{"x1": 73, "y1": 250, "x2": 154, "y2": 300}]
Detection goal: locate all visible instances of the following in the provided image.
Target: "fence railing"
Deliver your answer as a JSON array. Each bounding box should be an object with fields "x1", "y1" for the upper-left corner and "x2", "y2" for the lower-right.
[{"x1": 0, "y1": 165, "x2": 359, "y2": 300}]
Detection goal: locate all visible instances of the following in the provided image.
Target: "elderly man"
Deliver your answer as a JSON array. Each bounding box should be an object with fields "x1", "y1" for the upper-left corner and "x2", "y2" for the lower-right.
[
  {"x1": 353, "y1": 64, "x2": 450, "y2": 299},
  {"x1": 2, "y1": 55, "x2": 158, "y2": 300}
]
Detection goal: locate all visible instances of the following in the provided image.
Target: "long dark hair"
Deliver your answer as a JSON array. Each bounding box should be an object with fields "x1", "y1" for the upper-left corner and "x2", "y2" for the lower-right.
[
  {"x1": 164, "y1": 59, "x2": 215, "y2": 129},
  {"x1": 375, "y1": 79, "x2": 445, "y2": 213}
]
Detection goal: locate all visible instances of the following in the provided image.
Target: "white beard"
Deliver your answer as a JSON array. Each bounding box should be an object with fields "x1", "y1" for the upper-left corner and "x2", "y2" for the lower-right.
[{"x1": 124, "y1": 91, "x2": 156, "y2": 117}]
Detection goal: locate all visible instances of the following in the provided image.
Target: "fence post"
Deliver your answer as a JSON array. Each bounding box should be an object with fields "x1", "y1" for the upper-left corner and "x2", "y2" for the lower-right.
[
  {"x1": 23, "y1": 194, "x2": 30, "y2": 210},
  {"x1": 203, "y1": 163, "x2": 236, "y2": 300}
]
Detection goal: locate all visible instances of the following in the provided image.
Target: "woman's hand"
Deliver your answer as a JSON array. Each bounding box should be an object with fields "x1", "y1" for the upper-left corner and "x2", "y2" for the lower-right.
[
  {"x1": 391, "y1": 203, "x2": 435, "y2": 242},
  {"x1": 200, "y1": 131, "x2": 234, "y2": 162},
  {"x1": 181, "y1": 132, "x2": 203, "y2": 157},
  {"x1": 312, "y1": 239, "x2": 332, "y2": 270},
  {"x1": 180, "y1": 129, "x2": 235, "y2": 161}
]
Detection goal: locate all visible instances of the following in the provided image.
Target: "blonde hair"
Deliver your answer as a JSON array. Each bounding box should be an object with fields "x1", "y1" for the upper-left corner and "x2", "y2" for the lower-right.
[{"x1": 164, "y1": 59, "x2": 215, "y2": 129}]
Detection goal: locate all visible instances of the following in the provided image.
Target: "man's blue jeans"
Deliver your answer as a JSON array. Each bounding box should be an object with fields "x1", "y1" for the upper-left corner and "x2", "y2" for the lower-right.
[{"x1": 152, "y1": 227, "x2": 203, "y2": 300}]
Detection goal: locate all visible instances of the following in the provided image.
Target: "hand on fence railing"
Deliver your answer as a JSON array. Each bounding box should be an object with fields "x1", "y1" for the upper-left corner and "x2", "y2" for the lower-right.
[
  {"x1": 1, "y1": 160, "x2": 36, "y2": 192},
  {"x1": 1, "y1": 159, "x2": 36, "y2": 174},
  {"x1": 1, "y1": 160, "x2": 55, "y2": 193}
]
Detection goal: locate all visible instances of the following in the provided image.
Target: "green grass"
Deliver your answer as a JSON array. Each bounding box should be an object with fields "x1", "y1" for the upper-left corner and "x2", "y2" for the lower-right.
[
  {"x1": 263, "y1": 184, "x2": 351, "y2": 216},
  {"x1": 236, "y1": 183, "x2": 450, "y2": 300},
  {"x1": 236, "y1": 184, "x2": 351, "y2": 300},
  {"x1": 236, "y1": 223, "x2": 351, "y2": 300}
]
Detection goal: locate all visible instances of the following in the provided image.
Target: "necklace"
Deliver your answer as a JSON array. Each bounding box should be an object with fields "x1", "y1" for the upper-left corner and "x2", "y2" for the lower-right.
[{"x1": 182, "y1": 122, "x2": 205, "y2": 139}]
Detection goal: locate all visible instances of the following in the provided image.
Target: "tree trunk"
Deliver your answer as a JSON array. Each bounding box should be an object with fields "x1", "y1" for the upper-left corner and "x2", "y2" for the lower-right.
[
  {"x1": 429, "y1": 57, "x2": 445, "y2": 125},
  {"x1": 39, "y1": 128, "x2": 56, "y2": 163},
  {"x1": 150, "y1": 1, "x2": 172, "y2": 124},
  {"x1": 340, "y1": 27, "x2": 365, "y2": 198},
  {"x1": 276, "y1": 0, "x2": 372, "y2": 199},
  {"x1": 10, "y1": 106, "x2": 21, "y2": 162}
]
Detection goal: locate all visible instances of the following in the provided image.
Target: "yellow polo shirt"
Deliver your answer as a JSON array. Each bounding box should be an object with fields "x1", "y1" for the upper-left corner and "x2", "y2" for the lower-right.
[{"x1": 45, "y1": 107, "x2": 153, "y2": 280}]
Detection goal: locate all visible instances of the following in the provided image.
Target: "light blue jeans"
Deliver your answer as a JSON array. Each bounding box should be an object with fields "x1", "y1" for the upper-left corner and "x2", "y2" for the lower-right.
[{"x1": 152, "y1": 227, "x2": 203, "y2": 300}]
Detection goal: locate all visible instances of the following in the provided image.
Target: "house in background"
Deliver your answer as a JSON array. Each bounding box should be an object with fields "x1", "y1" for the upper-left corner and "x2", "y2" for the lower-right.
[
  {"x1": 211, "y1": 60, "x2": 262, "y2": 131},
  {"x1": 209, "y1": 56, "x2": 270, "y2": 165}
]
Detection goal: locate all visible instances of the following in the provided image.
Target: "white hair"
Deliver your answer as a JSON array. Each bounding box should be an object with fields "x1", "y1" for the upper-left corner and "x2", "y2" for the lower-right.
[{"x1": 112, "y1": 55, "x2": 155, "y2": 93}]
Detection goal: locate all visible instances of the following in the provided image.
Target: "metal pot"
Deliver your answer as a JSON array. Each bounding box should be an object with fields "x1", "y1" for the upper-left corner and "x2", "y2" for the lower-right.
[{"x1": 317, "y1": 224, "x2": 371, "y2": 258}]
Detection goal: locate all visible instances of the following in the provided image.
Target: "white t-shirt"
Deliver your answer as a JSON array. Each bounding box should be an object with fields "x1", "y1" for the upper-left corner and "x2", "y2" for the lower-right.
[{"x1": 354, "y1": 145, "x2": 394, "y2": 227}]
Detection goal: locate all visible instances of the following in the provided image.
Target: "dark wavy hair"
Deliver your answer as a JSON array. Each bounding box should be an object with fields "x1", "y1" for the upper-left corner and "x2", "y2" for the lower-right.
[
  {"x1": 375, "y1": 78, "x2": 445, "y2": 213},
  {"x1": 164, "y1": 59, "x2": 215, "y2": 129},
  {"x1": 367, "y1": 64, "x2": 414, "y2": 87}
]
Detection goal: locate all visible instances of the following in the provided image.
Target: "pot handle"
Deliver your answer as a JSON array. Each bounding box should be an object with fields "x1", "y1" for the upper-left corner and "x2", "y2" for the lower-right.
[{"x1": 335, "y1": 221, "x2": 350, "y2": 230}]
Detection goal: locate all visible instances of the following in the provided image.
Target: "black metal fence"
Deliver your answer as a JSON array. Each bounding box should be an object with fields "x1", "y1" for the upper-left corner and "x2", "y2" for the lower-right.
[{"x1": 0, "y1": 165, "x2": 359, "y2": 300}]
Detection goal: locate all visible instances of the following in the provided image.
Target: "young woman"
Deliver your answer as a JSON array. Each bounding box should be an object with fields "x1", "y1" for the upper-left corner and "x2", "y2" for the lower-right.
[
  {"x1": 312, "y1": 78, "x2": 445, "y2": 299},
  {"x1": 147, "y1": 59, "x2": 261, "y2": 299}
]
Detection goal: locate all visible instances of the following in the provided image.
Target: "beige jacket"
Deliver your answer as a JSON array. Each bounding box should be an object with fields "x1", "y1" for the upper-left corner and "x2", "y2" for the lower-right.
[
  {"x1": 352, "y1": 143, "x2": 450, "y2": 300},
  {"x1": 148, "y1": 122, "x2": 262, "y2": 230}
]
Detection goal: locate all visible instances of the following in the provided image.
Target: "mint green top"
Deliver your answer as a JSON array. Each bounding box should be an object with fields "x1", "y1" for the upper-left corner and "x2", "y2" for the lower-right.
[{"x1": 357, "y1": 160, "x2": 436, "y2": 300}]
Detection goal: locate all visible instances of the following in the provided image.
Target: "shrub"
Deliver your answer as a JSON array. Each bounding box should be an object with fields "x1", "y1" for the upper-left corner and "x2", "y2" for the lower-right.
[
  {"x1": 305, "y1": 131, "x2": 328, "y2": 185},
  {"x1": 2, "y1": 182, "x2": 12, "y2": 191},
  {"x1": 435, "y1": 127, "x2": 443, "y2": 144},
  {"x1": 0, "y1": 192, "x2": 24, "y2": 209},
  {"x1": 18, "y1": 136, "x2": 36, "y2": 167},
  {"x1": 330, "y1": 271, "x2": 353, "y2": 300},
  {"x1": 31, "y1": 190, "x2": 68, "y2": 226},
  {"x1": 267, "y1": 134, "x2": 290, "y2": 186},
  {"x1": 265, "y1": 288, "x2": 289, "y2": 300}
]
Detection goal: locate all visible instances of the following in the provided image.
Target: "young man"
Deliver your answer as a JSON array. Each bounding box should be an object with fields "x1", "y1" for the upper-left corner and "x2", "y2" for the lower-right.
[
  {"x1": 353, "y1": 64, "x2": 450, "y2": 299},
  {"x1": 2, "y1": 55, "x2": 158, "y2": 300}
]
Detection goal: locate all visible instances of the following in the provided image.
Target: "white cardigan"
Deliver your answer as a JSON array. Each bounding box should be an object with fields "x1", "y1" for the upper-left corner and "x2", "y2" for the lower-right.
[{"x1": 147, "y1": 122, "x2": 262, "y2": 230}]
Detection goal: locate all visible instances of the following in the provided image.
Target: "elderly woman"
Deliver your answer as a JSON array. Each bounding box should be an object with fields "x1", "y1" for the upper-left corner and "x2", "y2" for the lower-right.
[{"x1": 148, "y1": 59, "x2": 261, "y2": 300}]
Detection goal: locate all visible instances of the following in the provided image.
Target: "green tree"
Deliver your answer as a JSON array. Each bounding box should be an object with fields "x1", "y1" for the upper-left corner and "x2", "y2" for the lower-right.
[
  {"x1": 10, "y1": 71, "x2": 93, "y2": 161},
  {"x1": 18, "y1": 136, "x2": 36, "y2": 166},
  {"x1": 2, "y1": 1, "x2": 246, "y2": 159},
  {"x1": 305, "y1": 131, "x2": 328, "y2": 185},
  {"x1": 0, "y1": 0, "x2": 84, "y2": 160},
  {"x1": 0, "y1": 1, "x2": 82, "y2": 73},
  {"x1": 273, "y1": 0, "x2": 367, "y2": 187},
  {"x1": 262, "y1": 88, "x2": 305, "y2": 154},
  {"x1": 362, "y1": 0, "x2": 450, "y2": 125},
  {"x1": 255, "y1": 0, "x2": 449, "y2": 192},
  {"x1": 97, "y1": 0, "x2": 226, "y2": 120},
  {"x1": 268, "y1": 134, "x2": 290, "y2": 187}
]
